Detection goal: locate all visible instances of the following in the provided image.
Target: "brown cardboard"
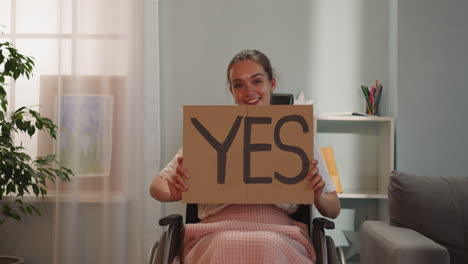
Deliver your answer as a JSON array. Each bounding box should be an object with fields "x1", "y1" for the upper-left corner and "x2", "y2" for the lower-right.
[{"x1": 183, "y1": 105, "x2": 314, "y2": 204}]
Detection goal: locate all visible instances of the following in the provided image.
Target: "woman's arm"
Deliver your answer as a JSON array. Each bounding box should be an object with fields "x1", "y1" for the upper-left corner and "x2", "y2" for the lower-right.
[
  {"x1": 315, "y1": 191, "x2": 340, "y2": 219},
  {"x1": 149, "y1": 156, "x2": 189, "y2": 202},
  {"x1": 150, "y1": 176, "x2": 172, "y2": 202},
  {"x1": 306, "y1": 159, "x2": 341, "y2": 219}
]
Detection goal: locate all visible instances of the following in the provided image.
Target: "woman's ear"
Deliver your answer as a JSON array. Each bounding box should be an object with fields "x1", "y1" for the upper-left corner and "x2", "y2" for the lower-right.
[
  {"x1": 229, "y1": 85, "x2": 237, "y2": 104},
  {"x1": 271, "y1": 78, "x2": 277, "y2": 93}
]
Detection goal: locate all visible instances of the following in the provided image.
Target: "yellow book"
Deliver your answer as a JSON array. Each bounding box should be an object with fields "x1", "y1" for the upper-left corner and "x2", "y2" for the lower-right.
[{"x1": 319, "y1": 147, "x2": 343, "y2": 193}]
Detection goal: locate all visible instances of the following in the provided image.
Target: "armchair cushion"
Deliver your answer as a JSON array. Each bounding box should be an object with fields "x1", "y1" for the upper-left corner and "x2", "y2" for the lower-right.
[
  {"x1": 361, "y1": 221, "x2": 449, "y2": 264},
  {"x1": 388, "y1": 171, "x2": 468, "y2": 264}
]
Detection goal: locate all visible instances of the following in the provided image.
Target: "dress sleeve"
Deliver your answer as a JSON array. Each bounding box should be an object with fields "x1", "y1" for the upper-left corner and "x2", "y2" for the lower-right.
[
  {"x1": 159, "y1": 148, "x2": 183, "y2": 179},
  {"x1": 314, "y1": 145, "x2": 336, "y2": 194}
]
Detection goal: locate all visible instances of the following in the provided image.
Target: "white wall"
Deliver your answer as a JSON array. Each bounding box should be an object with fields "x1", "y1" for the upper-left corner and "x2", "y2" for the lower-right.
[
  {"x1": 396, "y1": 0, "x2": 468, "y2": 176},
  {"x1": 159, "y1": 0, "x2": 390, "y2": 166}
]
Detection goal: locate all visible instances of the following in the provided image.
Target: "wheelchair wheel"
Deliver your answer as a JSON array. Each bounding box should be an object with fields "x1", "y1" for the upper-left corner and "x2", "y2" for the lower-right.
[
  {"x1": 150, "y1": 231, "x2": 167, "y2": 264},
  {"x1": 147, "y1": 240, "x2": 159, "y2": 264},
  {"x1": 326, "y1": 235, "x2": 338, "y2": 264},
  {"x1": 336, "y1": 246, "x2": 346, "y2": 264}
]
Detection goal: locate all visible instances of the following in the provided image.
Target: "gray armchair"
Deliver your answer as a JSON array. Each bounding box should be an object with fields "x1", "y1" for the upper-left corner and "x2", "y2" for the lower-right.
[{"x1": 360, "y1": 171, "x2": 468, "y2": 264}]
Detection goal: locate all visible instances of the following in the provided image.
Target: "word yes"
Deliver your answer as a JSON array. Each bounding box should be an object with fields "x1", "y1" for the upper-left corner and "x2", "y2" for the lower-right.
[{"x1": 190, "y1": 115, "x2": 310, "y2": 185}]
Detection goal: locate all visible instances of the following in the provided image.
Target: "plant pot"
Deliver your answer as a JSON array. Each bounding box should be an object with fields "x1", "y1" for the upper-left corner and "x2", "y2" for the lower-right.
[{"x1": 0, "y1": 256, "x2": 24, "y2": 264}]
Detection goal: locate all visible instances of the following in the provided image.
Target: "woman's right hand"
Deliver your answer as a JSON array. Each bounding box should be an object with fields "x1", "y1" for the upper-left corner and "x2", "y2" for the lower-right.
[{"x1": 167, "y1": 156, "x2": 190, "y2": 201}]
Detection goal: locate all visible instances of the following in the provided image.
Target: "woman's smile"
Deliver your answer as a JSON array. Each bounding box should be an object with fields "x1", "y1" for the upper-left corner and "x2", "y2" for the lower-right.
[{"x1": 244, "y1": 97, "x2": 261, "y2": 105}]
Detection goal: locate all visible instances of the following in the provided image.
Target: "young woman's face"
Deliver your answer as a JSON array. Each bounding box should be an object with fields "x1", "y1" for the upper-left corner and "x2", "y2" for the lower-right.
[{"x1": 229, "y1": 60, "x2": 276, "y2": 106}]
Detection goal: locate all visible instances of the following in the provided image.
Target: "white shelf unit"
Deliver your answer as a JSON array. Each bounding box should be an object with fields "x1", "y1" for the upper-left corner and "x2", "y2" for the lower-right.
[{"x1": 315, "y1": 115, "x2": 395, "y2": 199}]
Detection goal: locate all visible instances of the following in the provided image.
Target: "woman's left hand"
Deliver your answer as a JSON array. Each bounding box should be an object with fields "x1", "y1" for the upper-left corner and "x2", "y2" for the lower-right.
[{"x1": 305, "y1": 159, "x2": 325, "y2": 201}]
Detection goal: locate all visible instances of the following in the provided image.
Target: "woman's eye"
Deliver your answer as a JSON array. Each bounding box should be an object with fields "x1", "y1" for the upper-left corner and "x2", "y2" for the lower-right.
[
  {"x1": 253, "y1": 79, "x2": 263, "y2": 84},
  {"x1": 233, "y1": 83, "x2": 242, "y2": 89}
]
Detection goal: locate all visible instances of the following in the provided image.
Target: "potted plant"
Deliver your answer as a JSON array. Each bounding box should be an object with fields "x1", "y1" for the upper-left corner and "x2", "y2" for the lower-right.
[
  {"x1": 0, "y1": 31, "x2": 74, "y2": 264},
  {"x1": 0, "y1": 36, "x2": 74, "y2": 224}
]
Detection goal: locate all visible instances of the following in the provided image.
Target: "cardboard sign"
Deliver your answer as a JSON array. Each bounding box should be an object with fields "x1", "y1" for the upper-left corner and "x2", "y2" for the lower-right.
[{"x1": 183, "y1": 105, "x2": 314, "y2": 204}]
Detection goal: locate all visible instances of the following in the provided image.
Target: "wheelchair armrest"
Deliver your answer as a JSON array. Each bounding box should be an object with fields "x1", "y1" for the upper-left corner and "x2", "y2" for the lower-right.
[
  {"x1": 312, "y1": 217, "x2": 335, "y2": 230},
  {"x1": 159, "y1": 214, "x2": 183, "y2": 227},
  {"x1": 157, "y1": 214, "x2": 184, "y2": 264}
]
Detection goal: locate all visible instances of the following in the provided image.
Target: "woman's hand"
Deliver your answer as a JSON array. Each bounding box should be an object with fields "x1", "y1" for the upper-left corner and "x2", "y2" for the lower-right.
[
  {"x1": 305, "y1": 159, "x2": 325, "y2": 202},
  {"x1": 166, "y1": 156, "x2": 190, "y2": 201},
  {"x1": 304, "y1": 158, "x2": 341, "y2": 218}
]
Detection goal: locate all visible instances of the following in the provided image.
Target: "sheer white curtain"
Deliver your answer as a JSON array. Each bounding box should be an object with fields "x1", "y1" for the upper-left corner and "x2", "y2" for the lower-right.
[{"x1": 0, "y1": 0, "x2": 161, "y2": 263}]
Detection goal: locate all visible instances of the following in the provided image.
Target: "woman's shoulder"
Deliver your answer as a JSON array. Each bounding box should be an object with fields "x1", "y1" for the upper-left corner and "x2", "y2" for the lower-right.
[{"x1": 159, "y1": 147, "x2": 183, "y2": 178}]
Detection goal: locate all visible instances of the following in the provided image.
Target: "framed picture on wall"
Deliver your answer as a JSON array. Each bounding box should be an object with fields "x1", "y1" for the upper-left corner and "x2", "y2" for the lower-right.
[
  {"x1": 38, "y1": 75, "x2": 126, "y2": 195},
  {"x1": 57, "y1": 94, "x2": 113, "y2": 177}
]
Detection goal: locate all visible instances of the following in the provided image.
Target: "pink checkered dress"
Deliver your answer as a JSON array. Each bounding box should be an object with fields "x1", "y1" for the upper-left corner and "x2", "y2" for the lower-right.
[{"x1": 181, "y1": 204, "x2": 316, "y2": 264}]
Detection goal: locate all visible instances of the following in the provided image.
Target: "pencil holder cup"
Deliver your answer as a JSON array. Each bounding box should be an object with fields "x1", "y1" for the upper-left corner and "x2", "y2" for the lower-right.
[
  {"x1": 360, "y1": 82, "x2": 383, "y2": 116},
  {"x1": 365, "y1": 104, "x2": 379, "y2": 115}
]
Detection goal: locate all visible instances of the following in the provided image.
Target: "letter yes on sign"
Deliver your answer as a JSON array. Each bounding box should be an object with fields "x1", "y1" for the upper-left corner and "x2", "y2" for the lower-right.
[{"x1": 183, "y1": 105, "x2": 314, "y2": 204}]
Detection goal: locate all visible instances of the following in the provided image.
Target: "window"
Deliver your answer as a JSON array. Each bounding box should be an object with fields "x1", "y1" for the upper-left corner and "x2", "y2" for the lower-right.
[{"x1": 1, "y1": 0, "x2": 130, "y2": 195}]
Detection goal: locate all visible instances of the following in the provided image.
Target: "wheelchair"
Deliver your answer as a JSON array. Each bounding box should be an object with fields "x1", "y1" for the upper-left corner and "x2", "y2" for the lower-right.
[
  {"x1": 148, "y1": 94, "x2": 345, "y2": 264},
  {"x1": 148, "y1": 204, "x2": 345, "y2": 264}
]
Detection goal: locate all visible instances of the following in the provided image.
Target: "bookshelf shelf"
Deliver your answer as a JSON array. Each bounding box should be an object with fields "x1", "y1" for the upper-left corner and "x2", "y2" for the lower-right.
[
  {"x1": 316, "y1": 115, "x2": 393, "y2": 122},
  {"x1": 338, "y1": 191, "x2": 388, "y2": 199},
  {"x1": 315, "y1": 116, "x2": 395, "y2": 200}
]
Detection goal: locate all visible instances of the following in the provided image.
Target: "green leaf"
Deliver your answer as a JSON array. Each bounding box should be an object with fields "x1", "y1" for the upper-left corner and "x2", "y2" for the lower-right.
[
  {"x1": 15, "y1": 119, "x2": 23, "y2": 130},
  {"x1": 32, "y1": 185, "x2": 39, "y2": 196},
  {"x1": 0, "y1": 49, "x2": 4, "y2": 64},
  {"x1": 5, "y1": 158, "x2": 14, "y2": 166},
  {"x1": 52, "y1": 169, "x2": 66, "y2": 179},
  {"x1": 29, "y1": 109, "x2": 39, "y2": 118},
  {"x1": 31, "y1": 206, "x2": 41, "y2": 216},
  {"x1": 35, "y1": 158, "x2": 47, "y2": 165},
  {"x1": 35, "y1": 120, "x2": 43, "y2": 129},
  {"x1": 0, "y1": 86, "x2": 6, "y2": 96},
  {"x1": 13, "y1": 71, "x2": 20, "y2": 80},
  {"x1": 37, "y1": 167, "x2": 54, "y2": 177},
  {"x1": 44, "y1": 154, "x2": 56, "y2": 162},
  {"x1": 6, "y1": 182, "x2": 15, "y2": 193},
  {"x1": 27, "y1": 126, "x2": 35, "y2": 137},
  {"x1": 14, "y1": 106, "x2": 26, "y2": 114},
  {"x1": 4, "y1": 59, "x2": 15, "y2": 75},
  {"x1": 62, "y1": 167, "x2": 74, "y2": 176},
  {"x1": 41, "y1": 117, "x2": 54, "y2": 127}
]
